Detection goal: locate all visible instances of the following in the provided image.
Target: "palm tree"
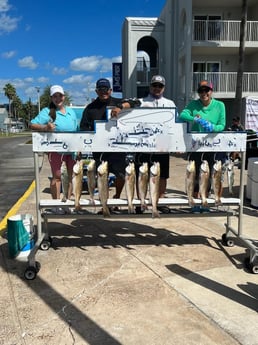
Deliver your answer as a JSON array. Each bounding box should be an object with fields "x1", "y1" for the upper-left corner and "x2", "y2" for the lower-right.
[{"x1": 3, "y1": 83, "x2": 16, "y2": 117}]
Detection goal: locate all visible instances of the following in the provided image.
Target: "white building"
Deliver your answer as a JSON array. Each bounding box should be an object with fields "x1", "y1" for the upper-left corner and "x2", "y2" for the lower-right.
[{"x1": 122, "y1": 0, "x2": 258, "y2": 125}]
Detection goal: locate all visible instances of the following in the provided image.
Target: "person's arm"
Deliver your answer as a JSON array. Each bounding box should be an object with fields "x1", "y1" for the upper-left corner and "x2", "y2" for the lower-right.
[
  {"x1": 30, "y1": 122, "x2": 55, "y2": 132},
  {"x1": 110, "y1": 98, "x2": 141, "y2": 118},
  {"x1": 29, "y1": 108, "x2": 55, "y2": 132}
]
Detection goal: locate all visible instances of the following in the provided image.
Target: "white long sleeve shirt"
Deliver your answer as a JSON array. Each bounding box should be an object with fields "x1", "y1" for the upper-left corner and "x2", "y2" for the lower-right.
[{"x1": 139, "y1": 94, "x2": 176, "y2": 108}]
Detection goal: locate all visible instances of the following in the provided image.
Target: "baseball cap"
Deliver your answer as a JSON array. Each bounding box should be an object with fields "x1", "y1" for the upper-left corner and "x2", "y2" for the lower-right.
[
  {"x1": 96, "y1": 78, "x2": 111, "y2": 89},
  {"x1": 50, "y1": 85, "x2": 64, "y2": 96},
  {"x1": 151, "y1": 75, "x2": 166, "y2": 86},
  {"x1": 197, "y1": 80, "x2": 213, "y2": 92}
]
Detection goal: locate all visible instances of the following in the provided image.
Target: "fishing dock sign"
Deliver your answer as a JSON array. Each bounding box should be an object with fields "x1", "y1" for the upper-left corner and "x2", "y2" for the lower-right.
[{"x1": 32, "y1": 107, "x2": 246, "y2": 153}]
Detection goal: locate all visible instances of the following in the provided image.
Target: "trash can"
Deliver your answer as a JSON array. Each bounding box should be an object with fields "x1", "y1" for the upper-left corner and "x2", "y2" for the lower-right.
[{"x1": 7, "y1": 214, "x2": 35, "y2": 259}]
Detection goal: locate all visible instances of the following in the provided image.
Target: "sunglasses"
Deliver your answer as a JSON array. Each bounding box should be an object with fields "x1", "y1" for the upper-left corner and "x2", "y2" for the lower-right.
[
  {"x1": 198, "y1": 87, "x2": 211, "y2": 93},
  {"x1": 151, "y1": 83, "x2": 164, "y2": 88},
  {"x1": 96, "y1": 87, "x2": 110, "y2": 93}
]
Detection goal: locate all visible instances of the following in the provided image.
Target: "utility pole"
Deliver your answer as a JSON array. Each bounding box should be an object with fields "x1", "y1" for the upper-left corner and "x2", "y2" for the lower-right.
[{"x1": 35, "y1": 86, "x2": 40, "y2": 113}]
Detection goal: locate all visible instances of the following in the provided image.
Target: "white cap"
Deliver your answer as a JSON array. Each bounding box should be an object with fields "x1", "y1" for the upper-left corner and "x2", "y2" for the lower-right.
[{"x1": 50, "y1": 85, "x2": 64, "y2": 96}]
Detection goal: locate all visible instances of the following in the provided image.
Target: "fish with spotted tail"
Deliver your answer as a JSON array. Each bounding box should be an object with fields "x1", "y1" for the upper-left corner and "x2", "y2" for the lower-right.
[
  {"x1": 185, "y1": 160, "x2": 196, "y2": 207},
  {"x1": 97, "y1": 161, "x2": 110, "y2": 217},
  {"x1": 125, "y1": 161, "x2": 136, "y2": 214},
  {"x1": 199, "y1": 160, "x2": 210, "y2": 207},
  {"x1": 149, "y1": 161, "x2": 160, "y2": 218},
  {"x1": 138, "y1": 162, "x2": 149, "y2": 212}
]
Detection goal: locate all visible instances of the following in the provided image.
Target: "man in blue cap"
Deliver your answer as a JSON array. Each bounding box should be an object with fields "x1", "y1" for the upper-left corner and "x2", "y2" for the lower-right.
[{"x1": 80, "y1": 78, "x2": 139, "y2": 202}]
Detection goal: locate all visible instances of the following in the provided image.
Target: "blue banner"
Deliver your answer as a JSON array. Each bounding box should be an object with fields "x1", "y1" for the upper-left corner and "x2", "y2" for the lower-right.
[{"x1": 112, "y1": 62, "x2": 122, "y2": 92}]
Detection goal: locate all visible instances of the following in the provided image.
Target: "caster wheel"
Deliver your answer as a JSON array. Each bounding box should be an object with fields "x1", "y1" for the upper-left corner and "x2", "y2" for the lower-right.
[
  {"x1": 221, "y1": 234, "x2": 234, "y2": 247},
  {"x1": 24, "y1": 266, "x2": 37, "y2": 280},
  {"x1": 39, "y1": 237, "x2": 52, "y2": 250},
  {"x1": 250, "y1": 263, "x2": 258, "y2": 274}
]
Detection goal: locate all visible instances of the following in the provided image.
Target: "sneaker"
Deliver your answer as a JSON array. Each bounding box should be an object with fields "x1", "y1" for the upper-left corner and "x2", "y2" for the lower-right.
[{"x1": 191, "y1": 206, "x2": 201, "y2": 213}]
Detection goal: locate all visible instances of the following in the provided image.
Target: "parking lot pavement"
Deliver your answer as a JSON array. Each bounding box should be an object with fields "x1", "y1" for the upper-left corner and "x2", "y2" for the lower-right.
[{"x1": 0, "y1": 154, "x2": 257, "y2": 345}]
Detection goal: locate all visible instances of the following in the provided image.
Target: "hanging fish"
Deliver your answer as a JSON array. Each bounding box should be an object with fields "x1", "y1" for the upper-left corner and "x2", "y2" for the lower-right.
[
  {"x1": 227, "y1": 160, "x2": 235, "y2": 195},
  {"x1": 86, "y1": 159, "x2": 96, "y2": 205},
  {"x1": 185, "y1": 160, "x2": 196, "y2": 207},
  {"x1": 61, "y1": 161, "x2": 69, "y2": 202},
  {"x1": 212, "y1": 160, "x2": 223, "y2": 205},
  {"x1": 97, "y1": 161, "x2": 110, "y2": 217},
  {"x1": 73, "y1": 160, "x2": 84, "y2": 211},
  {"x1": 125, "y1": 161, "x2": 136, "y2": 214},
  {"x1": 199, "y1": 160, "x2": 210, "y2": 207},
  {"x1": 149, "y1": 161, "x2": 160, "y2": 218},
  {"x1": 138, "y1": 162, "x2": 149, "y2": 212}
]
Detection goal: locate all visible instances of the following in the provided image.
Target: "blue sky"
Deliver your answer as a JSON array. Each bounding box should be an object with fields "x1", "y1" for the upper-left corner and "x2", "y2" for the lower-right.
[{"x1": 0, "y1": 0, "x2": 166, "y2": 106}]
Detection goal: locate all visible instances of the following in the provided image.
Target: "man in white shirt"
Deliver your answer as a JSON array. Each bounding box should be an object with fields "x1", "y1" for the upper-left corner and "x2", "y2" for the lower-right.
[{"x1": 136, "y1": 75, "x2": 176, "y2": 213}]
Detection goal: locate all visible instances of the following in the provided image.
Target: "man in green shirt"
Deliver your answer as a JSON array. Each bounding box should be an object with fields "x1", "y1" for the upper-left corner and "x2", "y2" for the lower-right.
[{"x1": 179, "y1": 80, "x2": 226, "y2": 212}]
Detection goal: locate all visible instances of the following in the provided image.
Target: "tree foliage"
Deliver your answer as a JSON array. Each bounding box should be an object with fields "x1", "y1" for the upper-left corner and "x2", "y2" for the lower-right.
[{"x1": 2, "y1": 83, "x2": 73, "y2": 125}]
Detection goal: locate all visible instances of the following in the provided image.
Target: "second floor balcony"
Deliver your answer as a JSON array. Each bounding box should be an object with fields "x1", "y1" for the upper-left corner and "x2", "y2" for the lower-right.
[
  {"x1": 193, "y1": 20, "x2": 258, "y2": 42},
  {"x1": 192, "y1": 72, "x2": 258, "y2": 97}
]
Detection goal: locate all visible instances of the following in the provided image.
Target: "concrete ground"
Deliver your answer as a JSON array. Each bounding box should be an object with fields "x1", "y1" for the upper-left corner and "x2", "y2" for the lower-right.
[{"x1": 0, "y1": 154, "x2": 258, "y2": 345}]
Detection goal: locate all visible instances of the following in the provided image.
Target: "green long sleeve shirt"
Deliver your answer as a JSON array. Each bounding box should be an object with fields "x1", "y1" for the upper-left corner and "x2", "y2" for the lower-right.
[{"x1": 179, "y1": 98, "x2": 226, "y2": 132}]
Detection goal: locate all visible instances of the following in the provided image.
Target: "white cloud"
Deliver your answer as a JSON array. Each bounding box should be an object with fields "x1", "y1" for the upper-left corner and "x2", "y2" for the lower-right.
[
  {"x1": 52, "y1": 66, "x2": 67, "y2": 75},
  {"x1": 1, "y1": 50, "x2": 16, "y2": 58},
  {"x1": 63, "y1": 74, "x2": 92, "y2": 85},
  {"x1": 18, "y1": 56, "x2": 38, "y2": 69},
  {"x1": 0, "y1": 13, "x2": 20, "y2": 34},
  {"x1": 0, "y1": 0, "x2": 11, "y2": 12},
  {"x1": 0, "y1": 1, "x2": 21, "y2": 35},
  {"x1": 70, "y1": 55, "x2": 122, "y2": 74},
  {"x1": 70, "y1": 56, "x2": 101, "y2": 72},
  {"x1": 37, "y1": 76, "x2": 49, "y2": 83}
]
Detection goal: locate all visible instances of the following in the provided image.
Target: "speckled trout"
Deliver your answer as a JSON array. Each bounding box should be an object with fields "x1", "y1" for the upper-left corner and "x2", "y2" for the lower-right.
[
  {"x1": 138, "y1": 162, "x2": 149, "y2": 212},
  {"x1": 149, "y1": 161, "x2": 160, "y2": 218},
  {"x1": 185, "y1": 160, "x2": 196, "y2": 207},
  {"x1": 97, "y1": 161, "x2": 110, "y2": 217},
  {"x1": 199, "y1": 160, "x2": 210, "y2": 207}
]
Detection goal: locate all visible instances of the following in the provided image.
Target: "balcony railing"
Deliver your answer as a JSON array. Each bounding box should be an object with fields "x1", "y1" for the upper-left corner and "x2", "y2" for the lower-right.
[
  {"x1": 193, "y1": 72, "x2": 258, "y2": 94},
  {"x1": 193, "y1": 20, "x2": 258, "y2": 41}
]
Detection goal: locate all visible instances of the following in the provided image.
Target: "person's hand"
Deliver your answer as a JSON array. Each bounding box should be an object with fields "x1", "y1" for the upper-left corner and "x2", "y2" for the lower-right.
[
  {"x1": 45, "y1": 121, "x2": 56, "y2": 131},
  {"x1": 202, "y1": 121, "x2": 214, "y2": 132},
  {"x1": 110, "y1": 107, "x2": 122, "y2": 118},
  {"x1": 194, "y1": 116, "x2": 214, "y2": 132}
]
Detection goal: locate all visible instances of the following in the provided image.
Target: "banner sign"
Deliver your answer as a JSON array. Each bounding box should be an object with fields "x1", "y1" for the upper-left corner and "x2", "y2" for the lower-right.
[
  {"x1": 245, "y1": 96, "x2": 258, "y2": 131},
  {"x1": 32, "y1": 107, "x2": 246, "y2": 153},
  {"x1": 112, "y1": 62, "x2": 122, "y2": 92}
]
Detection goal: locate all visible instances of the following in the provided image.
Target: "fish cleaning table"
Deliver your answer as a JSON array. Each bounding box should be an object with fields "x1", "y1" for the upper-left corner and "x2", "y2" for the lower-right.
[{"x1": 24, "y1": 107, "x2": 258, "y2": 279}]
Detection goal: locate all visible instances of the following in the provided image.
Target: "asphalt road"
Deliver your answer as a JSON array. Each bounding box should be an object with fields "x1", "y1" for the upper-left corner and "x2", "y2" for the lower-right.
[{"x1": 0, "y1": 134, "x2": 35, "y2": 220}]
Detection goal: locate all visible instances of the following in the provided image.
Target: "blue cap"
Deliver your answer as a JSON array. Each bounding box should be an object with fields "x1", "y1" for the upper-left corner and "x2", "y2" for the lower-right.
[{"x1": 96, "y1": 78, "x2": 111, "y2": 89}]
